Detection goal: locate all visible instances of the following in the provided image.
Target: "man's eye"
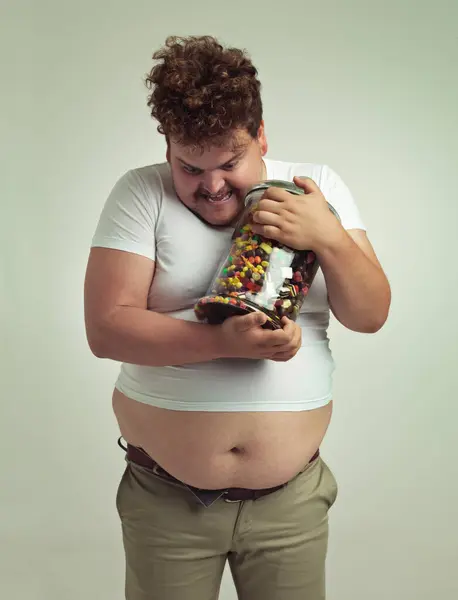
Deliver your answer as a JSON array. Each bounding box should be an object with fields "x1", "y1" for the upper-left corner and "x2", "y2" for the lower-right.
[
  {"x1": 222, "y1": 163, "x2": 237, "y2": 171},
  {"x1": 183, "y1": 165, "x2": 201, "y2": 175}
]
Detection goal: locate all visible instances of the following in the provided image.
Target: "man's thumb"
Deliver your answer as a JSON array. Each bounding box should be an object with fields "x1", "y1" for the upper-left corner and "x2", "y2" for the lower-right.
[{"x1": 293, "y1": 175, "x2": 319, "y2": 194}]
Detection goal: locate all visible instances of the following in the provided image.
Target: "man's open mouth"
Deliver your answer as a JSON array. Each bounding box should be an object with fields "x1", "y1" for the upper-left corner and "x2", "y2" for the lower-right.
[{"x1": 202, "y1": 190, "x2": 233, "y2": 203}]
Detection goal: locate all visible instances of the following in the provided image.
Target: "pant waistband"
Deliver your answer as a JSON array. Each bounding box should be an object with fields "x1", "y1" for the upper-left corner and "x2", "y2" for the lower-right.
[{"x1": 118, "y1": 437, "x2": 319, "y2": 507}]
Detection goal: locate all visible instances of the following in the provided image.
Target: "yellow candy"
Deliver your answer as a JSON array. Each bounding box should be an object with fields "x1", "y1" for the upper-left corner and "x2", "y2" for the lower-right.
[
  {"x1": 260, "y1": 243, "x2": 273, "y2": 254},
  {"x1": 261, "y1": 261, "x2": 269, "y2": 267}
]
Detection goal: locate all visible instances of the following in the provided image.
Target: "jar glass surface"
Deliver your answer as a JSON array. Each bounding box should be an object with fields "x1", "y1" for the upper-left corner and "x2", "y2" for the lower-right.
[{"x1": 194, "y1": 180, "x2": 338, "y2": 330}]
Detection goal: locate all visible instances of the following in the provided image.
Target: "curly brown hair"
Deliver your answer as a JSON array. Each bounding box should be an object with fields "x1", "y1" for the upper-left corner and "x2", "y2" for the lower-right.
[{"x1": 145, "y1": 35, "x2": 263, "y2": 149}]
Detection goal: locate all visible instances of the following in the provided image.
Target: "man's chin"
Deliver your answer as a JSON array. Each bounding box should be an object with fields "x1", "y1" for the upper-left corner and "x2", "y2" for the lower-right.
[
  {"x1": 202, "y1": 213, "x2": 239, "y2": 228},
  {"x1": 198, "y1": 198, "x2": 243, "y2": 227}
]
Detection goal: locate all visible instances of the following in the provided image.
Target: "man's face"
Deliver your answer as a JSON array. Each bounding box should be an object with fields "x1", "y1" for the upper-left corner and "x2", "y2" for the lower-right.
[{"x1": 167, "y1": 125, "x2": 268, "y2": 227}]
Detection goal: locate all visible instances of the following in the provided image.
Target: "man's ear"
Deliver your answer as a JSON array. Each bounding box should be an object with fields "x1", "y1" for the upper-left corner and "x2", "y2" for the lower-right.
[
  {"x1": 258, "y1": 121, "x2": 268, "y2": 156},
  {"x1": 166, "y1": 138, "x2": 171, "y2": 162}
]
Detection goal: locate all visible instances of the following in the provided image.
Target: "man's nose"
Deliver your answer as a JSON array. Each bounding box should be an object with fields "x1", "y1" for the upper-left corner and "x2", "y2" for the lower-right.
[{"x1": 201, "y1": 172, "x2": 226, "y2": 195}]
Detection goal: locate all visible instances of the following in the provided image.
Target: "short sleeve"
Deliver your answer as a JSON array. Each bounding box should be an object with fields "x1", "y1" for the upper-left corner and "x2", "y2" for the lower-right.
[
  {"x1": 91, "y1": 169, "x2": 160, "y2": 260},
  {"x1": 319, "y1": 165, "x2": 366, "y2": 231}
]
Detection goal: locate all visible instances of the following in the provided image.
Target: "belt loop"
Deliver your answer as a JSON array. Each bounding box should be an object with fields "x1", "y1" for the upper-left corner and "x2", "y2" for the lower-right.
[
  {"x1": 152, "y1": 463, "x2": 163, "y2": 476},
  {"x1": 117, "y1": 436, "x2": 128, "y2": 452}
]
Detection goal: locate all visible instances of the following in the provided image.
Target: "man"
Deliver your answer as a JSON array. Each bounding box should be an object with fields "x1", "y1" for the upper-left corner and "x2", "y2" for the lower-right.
[{"x1": 84, "y1": 35, "x2": 390, "y2": 600}]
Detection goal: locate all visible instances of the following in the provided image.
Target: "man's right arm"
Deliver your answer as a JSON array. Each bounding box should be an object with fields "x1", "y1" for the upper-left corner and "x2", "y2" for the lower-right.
[
  {"x1": 84, "y1": 247, "x2": 301, "y2": 366},
  {"x1": 84, "y1": 247, "x2": 226, "y2": 367}
]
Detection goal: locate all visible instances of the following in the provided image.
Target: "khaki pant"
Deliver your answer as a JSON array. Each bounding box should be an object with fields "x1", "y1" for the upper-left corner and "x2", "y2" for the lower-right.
[{"x1": 116, "y1": 452, "x2": 338, "y2": 600}]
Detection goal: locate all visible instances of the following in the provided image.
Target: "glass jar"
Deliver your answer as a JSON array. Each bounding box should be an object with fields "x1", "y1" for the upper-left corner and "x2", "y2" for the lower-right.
[{"x1": 194, "y1": 179, "x2": 339, "y2": 330}]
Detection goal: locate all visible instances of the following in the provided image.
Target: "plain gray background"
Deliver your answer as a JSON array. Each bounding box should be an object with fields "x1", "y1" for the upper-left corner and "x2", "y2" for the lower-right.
[{"x1": 1, "y1": 0, "x2": 457, "y2": 598}]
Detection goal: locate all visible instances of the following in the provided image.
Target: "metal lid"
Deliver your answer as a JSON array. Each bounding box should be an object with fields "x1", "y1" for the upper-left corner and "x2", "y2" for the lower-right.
[
  {"x1": 246, "y1": 179, "x2": 304, "y2": 197},
  {"x1": 245, "y1": 179, "x2": 340, "y2": 221}
]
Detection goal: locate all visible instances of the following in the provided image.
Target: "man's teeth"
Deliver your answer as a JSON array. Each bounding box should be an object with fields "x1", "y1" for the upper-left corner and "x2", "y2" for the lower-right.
[{"x1": 205, "y1": 191, "x2": 232, "y2": 203}]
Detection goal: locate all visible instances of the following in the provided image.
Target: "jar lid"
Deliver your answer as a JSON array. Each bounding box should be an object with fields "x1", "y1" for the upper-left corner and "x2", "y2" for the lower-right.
[
  {"x1": 246, "y1": 180, "x2": 304, "y2": 198},
  {"x1": 246, "y1": 179, "x2": 340, "y2": 221}
]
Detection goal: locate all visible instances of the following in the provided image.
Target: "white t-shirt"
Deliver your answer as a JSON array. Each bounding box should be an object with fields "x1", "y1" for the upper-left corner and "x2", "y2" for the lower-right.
[{"x1": 91, "y1": 158, "x2": 365, "y2": 411}]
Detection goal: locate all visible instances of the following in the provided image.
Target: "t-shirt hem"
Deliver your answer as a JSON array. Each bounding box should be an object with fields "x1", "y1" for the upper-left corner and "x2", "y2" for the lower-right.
[
  {"x1": 114, "y1": 381, "x2": 332, "y2": 412},
  {"x1": 91, "y1": 236, "x2": 155, "y2": 260},
  {"x1": 344, "y1": 221, "x2": 367, "y2": 231}
]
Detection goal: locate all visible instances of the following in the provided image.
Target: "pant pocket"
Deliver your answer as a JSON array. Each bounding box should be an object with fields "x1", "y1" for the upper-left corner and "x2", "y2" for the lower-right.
[
  {"x1": 115, "y1": 465, "x2": 130, "y2": 518},
  {"x1": 321, "y1": 459, "x2": 338, "y2": 509}
]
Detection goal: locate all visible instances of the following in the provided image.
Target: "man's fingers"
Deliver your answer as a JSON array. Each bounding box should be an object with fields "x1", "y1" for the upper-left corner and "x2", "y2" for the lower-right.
[
  {"x1": 293, "y1": 176, "x2": 320, "y2": 194},
  {"x1": 251, "y1": 224, "x2": 286, "y2": 243},
  {"x1": 255, "y1": 328, "x2": 289, "y2": 348},
  {"x1": 269, "y1": 345, "x2": 298, "y2": 361},
  {"x1": 261, "y1": 188, "x2": 289, "y2": 203},
  {"x1": 280, "y1": 317, "x2": 298, "y2": 338},
  {"x1": 252, "y1": 210, "x2": 282, "y2": 227},
  {"x1": 274, "y1": 318, "x2": 302, "y2": 354},
  {"x1": 231, "y1": 311, "x2": 267, "y2": 332},
  {"x1": 270, "y1": 353, "x2": 291, "y2": 362},
  {"x1": 257, "y1": 198, "x2": 284, "y2": 214}
]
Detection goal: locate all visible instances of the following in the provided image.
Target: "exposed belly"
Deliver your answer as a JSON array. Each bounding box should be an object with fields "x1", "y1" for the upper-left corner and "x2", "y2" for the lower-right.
[{"x1": 113, "y1": 388, "x2": 333, "y2": 489}]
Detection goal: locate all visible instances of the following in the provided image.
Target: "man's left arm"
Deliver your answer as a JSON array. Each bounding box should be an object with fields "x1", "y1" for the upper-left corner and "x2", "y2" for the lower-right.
[
  {"x1": 316, "y1": 226, "x2": 391, "y2": 333},
  {"x1": 251, "y1": 175, "x2": 391, "y2": 334}
]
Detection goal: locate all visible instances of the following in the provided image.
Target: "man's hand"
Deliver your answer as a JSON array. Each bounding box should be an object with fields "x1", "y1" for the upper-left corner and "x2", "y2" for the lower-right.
[
  {"x1": 251, "y1": 176, "x2": 341, "y2": 252},
  {"x1": 218, "y1": 313, "x2": 302, "y2": 361},
  {"x1": 250, "y1": 177, "x2": 391, "y2": 334},
  {"x1": 269, "y1": 317, "x2": 302, "y2": 362}
]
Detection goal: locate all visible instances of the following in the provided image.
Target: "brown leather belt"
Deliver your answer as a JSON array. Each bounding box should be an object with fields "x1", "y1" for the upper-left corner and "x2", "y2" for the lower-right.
[{"x1": 121, "y1": 438, "x2": 320, "y2": 505}]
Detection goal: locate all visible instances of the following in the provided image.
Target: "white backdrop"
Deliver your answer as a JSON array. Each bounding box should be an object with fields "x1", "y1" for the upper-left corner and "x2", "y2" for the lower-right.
[{"x1": 2, "y1": 1, "x2": 457, "y2": 599}]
